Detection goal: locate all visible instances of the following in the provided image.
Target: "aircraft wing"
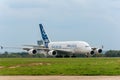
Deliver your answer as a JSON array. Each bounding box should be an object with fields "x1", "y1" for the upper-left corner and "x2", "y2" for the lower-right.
[
  {"x1": 0, "y1": 45, "x2": 45, "y2": 51},
  {"x1": 23, "y1": 45, "x2": 44, "y2": 47},
  {"x1": 22, "y1": 44, "x2": 45, "y2": 51},
  {"x1": 22, "y1": 47, "x2": 49, "y2": 51},
  {"x1": 32, "y1": 47, "x2": 74, "y2": 54},
  {"x1": 1, "y1": 45, "x2": 75, "y2": 56},
  {"x1": 0, "y1": 46, "x2": 23, "y2": 49},
  {"x1": 36, "y1": 48, "x2": 74, "y2": 56}
]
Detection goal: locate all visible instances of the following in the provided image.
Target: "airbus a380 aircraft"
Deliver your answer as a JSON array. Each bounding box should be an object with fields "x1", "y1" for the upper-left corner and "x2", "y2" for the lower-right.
[
  {"x1": 22, "y1": 24, "x2": 102, "y2": 57},
  {"x1": 1, "y1": 24, "x2": 103, "y2": 57}
]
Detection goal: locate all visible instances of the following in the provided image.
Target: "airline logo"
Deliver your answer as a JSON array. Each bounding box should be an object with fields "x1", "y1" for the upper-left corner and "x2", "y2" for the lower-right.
[{"x1": 39, "y1": 24, "x2": 50, "y2": 48}]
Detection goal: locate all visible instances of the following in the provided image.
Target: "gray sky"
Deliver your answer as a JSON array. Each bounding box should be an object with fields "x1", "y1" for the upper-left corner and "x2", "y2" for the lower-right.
[{"x1": 0, "y1": 0, "x2": 120, "y2": 52}]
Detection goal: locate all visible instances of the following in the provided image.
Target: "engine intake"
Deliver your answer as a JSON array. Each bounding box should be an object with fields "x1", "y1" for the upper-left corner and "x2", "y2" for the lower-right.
[
  {"x1": 48, "y1": 50, "x2": 57, "y2": 56},
  {"x1": 90, "y1": 51, "x2": 94, "y2": 55},
  {"x1": 96, "y1": 48, "x2": 102, "y2": 53},
  {"x1": 98, "y1": 49, "x2": 102, "y2": 53},
  {"x1": 90, "y1": 48, "x2": 102, "y2": 55},
  {"x1": 28, "y1": 49, "x2": 37, "y2": 55}
]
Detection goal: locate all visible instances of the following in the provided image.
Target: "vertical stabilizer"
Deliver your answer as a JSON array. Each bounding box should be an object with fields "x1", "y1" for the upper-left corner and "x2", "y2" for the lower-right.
[{"x1": 39, "y1": 24, "x2": 50, "y2": 48}]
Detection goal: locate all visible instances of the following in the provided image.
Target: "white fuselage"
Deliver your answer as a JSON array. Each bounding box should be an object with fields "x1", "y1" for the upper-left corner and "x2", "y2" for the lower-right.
[{"x1": 48, "y1": 41, "x2": 92, "y2": 54}]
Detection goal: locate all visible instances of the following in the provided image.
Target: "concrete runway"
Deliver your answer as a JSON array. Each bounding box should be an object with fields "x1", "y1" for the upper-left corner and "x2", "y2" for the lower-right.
[{"x1": 0, "y1": 76, "x2": 120, "y2": 80}]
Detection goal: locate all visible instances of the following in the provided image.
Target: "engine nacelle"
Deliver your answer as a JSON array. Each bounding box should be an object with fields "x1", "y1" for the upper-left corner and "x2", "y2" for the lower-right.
[
  {"x1": 48, "y1": 50, "x2": 57, "y2": 56},
  {"x1": 90, "y1": 51, "x2": 95, "y2": 55},
  {"x1": 90, "y1": 48, "x2": 102, "y2": 55},
  {"x1": 28, "y1": 49, "x2": 37, "y2": 55},
  {"x1": 95, "y1": 48, "x2": 102, "y2": 53}
]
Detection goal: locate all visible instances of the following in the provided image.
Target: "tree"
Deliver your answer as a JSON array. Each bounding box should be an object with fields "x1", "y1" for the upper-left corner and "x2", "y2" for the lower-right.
[{"x1": 105, "y1": 50, "x2": 120, "y2": 57}]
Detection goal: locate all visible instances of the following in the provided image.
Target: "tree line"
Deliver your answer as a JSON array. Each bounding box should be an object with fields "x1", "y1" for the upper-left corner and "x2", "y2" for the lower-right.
[{"x1": 0, "y1": 50, "x2": 120, "y2": 58}]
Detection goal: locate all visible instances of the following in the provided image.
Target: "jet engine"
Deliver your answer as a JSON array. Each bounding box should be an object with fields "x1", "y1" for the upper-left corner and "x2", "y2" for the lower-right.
[
  {"x1": 95, "y1": 48, "x2": 102, "y2": 53},
  {"x1": 48, "y1": 50, "x2": 57, "y2": 56},
  {"x1": 90, "y1": 48, "x2": 102, "y2": 55},
  {"x1": 28, "y1": 49, "x2": 37, "y2": 55},
  {"x1": 90, "y1": 51, "x2": 95, "y2": 55}
]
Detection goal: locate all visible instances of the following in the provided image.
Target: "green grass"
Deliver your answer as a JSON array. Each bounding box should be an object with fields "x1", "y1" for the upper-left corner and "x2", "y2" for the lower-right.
[{"x1": 0, "y1": 58, "x2": 120, "y2": 75}]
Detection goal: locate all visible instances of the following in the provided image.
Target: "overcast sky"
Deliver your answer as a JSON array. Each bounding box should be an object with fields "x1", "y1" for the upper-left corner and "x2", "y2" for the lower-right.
[{"x1": 0, "y1": 0, "x2": 120, "y2": 52}]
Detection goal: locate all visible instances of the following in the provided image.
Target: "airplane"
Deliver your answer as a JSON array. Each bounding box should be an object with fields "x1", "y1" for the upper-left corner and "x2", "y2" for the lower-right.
[
  {"x1": 23, "y1": 24, "x2": 103, "y2": 57},
  {"x1": 1, "y1": 24, "x2": 103, "y2": 57}
]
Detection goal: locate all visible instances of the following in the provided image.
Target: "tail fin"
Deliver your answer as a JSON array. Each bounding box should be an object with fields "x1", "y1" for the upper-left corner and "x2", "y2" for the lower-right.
[{"x1": 39, "y1": 24, "x2": 50, "y2": 48}]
